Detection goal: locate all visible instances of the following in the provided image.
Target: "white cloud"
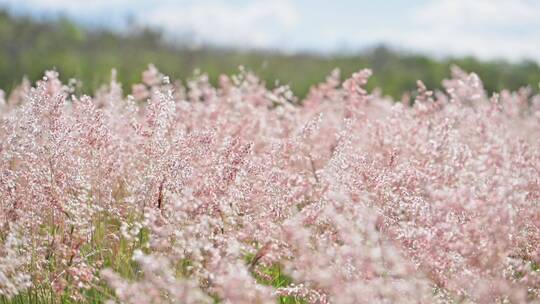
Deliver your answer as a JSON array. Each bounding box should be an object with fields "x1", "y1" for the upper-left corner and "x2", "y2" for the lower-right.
[
  {"x1": 2, "y1": 0, "x2": 540, "y2": 61},
  {"x1": 1, "y1": 0, "x2": 131, "y2": 13},
  {"x1": 413, "y1": 0, "x2": 540, "y2": 29},
  {"x1": 142, "y1": 0, "x2": 299, "y2": 49},
  {"x1": 0, "y1": 0, "x2": 299, "y2": 49},
  {"x1": 399, "y1": 0, "x2": 540, "y2": 61}
]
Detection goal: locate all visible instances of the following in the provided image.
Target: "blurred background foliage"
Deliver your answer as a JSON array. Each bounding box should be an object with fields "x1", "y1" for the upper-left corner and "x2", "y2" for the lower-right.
[{"x1": 1, "y1": 10, "x2": 540, "y2": 99}]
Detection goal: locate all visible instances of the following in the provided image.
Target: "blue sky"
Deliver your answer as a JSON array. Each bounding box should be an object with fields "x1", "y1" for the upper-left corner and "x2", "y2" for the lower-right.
[{"x1": 2, "y1": 0, "x2": 540, "y2": 61}]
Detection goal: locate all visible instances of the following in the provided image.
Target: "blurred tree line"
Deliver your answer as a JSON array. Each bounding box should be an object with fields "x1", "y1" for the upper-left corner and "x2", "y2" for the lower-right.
[{"x1": 1, "y1": 9, "x2": 540, "y2": 99}]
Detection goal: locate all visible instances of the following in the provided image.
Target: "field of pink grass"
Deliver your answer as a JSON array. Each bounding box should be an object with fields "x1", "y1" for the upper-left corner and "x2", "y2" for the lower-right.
[{"x1": 0, "y1": 65, "x2": 539, "y2": 303}]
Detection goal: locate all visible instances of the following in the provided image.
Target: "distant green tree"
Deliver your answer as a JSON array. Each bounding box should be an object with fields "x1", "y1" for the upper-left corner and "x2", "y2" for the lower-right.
[{"x1": 1, "y1": 10, "x2": 539, "y2": 99}]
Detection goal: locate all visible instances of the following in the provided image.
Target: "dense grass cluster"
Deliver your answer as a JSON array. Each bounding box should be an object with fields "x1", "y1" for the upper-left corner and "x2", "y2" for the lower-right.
[{"x1": 0, "y1": 66, "x2": 539, "y2": 303}]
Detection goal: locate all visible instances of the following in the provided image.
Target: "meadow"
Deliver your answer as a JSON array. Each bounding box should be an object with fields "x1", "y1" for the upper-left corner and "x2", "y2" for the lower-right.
[{"x1": 0, "y1": 64, "x2": 539, "y2": 303}]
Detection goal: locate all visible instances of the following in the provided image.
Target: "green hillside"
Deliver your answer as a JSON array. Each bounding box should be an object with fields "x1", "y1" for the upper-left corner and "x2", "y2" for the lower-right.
[{"x1": 1, "y1": 10, "x2": 540, "y2": 99}]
